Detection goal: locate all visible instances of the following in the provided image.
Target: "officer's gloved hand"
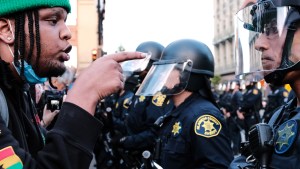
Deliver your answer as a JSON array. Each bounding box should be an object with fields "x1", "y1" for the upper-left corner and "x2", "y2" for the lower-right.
[{"x1": 110, "y1": 130, "x2": 125, "y2": 147}]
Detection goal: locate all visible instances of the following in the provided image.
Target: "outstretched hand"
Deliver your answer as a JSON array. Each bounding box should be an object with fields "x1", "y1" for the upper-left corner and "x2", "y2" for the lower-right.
[{"x1": 65, "y1": 52, "x2": 146, "y2": 115}]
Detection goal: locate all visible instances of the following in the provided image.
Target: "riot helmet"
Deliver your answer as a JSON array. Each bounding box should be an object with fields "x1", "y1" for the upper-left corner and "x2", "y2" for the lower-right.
[
  {"x1": 120, "y1": 41, "x2": 164, "y2": 81},
  {"x1": 235, "y1": 0, "x2": 300, "y2": 85},
  {"x1": 135, "y1": 41, "x2": 165, "y2": 71},
  {"x1": 136, "y1": 39, "x2": 215, "y2": 96}
]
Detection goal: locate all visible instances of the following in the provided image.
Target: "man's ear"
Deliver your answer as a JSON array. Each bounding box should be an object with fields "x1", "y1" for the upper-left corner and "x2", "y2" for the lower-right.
[{"x1": 0, "y1": 18, "x2": 14, "y2": 44}]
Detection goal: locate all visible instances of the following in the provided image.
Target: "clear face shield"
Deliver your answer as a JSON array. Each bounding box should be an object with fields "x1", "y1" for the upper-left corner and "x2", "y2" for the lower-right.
[
  {"x1": 135, "y1": 59, "x2": 193, "y2": 96},
  {"x1": 120, "y1": 53, "x2": 152, "y2": 80},
  {"x1": 235, "y1": 1, "x2": 300, "y2": 81}
]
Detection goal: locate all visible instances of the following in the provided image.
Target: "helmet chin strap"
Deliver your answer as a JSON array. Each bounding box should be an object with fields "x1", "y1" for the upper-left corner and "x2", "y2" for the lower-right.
[{"x1": 265, "y1": 23, "x2": 297, "y2": 85}]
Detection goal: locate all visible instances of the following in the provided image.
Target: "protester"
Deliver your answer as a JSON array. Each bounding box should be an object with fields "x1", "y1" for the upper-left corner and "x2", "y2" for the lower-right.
[{"x1": 0, "y1": 0, "x2": 145, "y2": 168}]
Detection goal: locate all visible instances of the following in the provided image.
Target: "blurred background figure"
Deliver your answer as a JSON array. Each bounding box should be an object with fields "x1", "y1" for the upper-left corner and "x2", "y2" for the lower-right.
[
  {"x1": 236, "y1": 81, "x2": 262, "y2": 139},
  {"x1": 262, "y1": 84, "x2": 288, "y2": 123}
]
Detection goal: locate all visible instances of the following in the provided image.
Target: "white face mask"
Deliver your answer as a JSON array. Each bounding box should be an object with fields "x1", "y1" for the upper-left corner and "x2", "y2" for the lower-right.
[{"x1": 7, "y1": 19, "x2": 47, "y2": 85}]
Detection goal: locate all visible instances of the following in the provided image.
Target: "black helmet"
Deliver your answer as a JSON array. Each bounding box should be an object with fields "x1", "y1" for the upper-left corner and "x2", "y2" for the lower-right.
[
  {"x1": 135, "y1": 41, "x2": 164, "y2": 71},
  {"x1": 235, "y1": 0, "x2": 300, "y2": 85},
  {"x1": 120, "y1": 41, "x2": 164, "y2": 81},
  {"x1": 161, "y1": 39, "x2": 214, "y2": 77},
  {"x1": 135, "y1": 39, "x2": 214, "y2": 96}
]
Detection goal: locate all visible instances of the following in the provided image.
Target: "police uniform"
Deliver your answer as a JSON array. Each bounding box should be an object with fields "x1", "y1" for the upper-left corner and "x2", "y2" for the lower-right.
[
  {"x1": 124, "y1": 93, "x2": 173, "y2": 150},
  {"x1": 159, "y1": 93, "x2": 233, "y2": 169},
  {"x1": 113, "y1": 90, "x2": 134, "y2": 135},
  {"x1": 219, "y1": 90, "x2": 233, "y2": 113},
  {"x1": 228, "y1": 89, "x2": 243, "y2": 155},
  {"x1": 109, "y1": 93, "x2": 173, "y2": 169},
  {"x1": 266, "y1": 98, "x2": 300, "y2": 168},
  {"x1": 230, "y1": 98, "x2": 300, "y2": 169},
  {"x1": 263, "y1": 86, "x2": 289, "y2": 123},
  {"x1": 239, "y1": 85, "x2": 262, "y2": 138}
]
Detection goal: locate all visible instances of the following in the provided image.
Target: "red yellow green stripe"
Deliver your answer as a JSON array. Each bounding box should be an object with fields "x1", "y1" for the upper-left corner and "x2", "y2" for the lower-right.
[{"x1": 0, "y1": 146, "x2": 23, "y2": 169}]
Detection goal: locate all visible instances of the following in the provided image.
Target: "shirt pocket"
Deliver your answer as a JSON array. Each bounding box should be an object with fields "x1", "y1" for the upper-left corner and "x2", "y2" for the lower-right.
[{"x1": 164, "y1": 137, "x2": 188, "y2": 155}]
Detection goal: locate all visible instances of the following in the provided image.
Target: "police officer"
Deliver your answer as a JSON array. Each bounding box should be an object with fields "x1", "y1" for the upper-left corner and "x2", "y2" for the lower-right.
[
  {"x1": 113, "y1": 75, "x2": 139, "y2": 135},
  {"x1": 230, "y1": 0, "x2": 300, "y2": 168},
  {"x1": 136, "y1": 39, "x2": 233, "y2": 168},
  {"x1": 263, "y1": 84, "x2": 288, "y2": 123},
  {"x1": 125, "y1": 41, "x2": 167, "y2": 136},
  {"x1": 237, "y1": 81, "x2": 262, "y2": 139},
  {"x1": 219, "y1": 82, "x2": 233, "y2": 116},
  {"x1": 227, "y1": 81, "x2": 243, "y2": 155},
  {"x1": 110, "y1": 41, "x2": 173, "y2": 168}
]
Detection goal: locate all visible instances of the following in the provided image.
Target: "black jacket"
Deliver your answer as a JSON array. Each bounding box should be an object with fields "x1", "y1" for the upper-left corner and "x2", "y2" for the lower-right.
[{"x1": 0, "y1": 62, "x2": 102, "y2": 169}]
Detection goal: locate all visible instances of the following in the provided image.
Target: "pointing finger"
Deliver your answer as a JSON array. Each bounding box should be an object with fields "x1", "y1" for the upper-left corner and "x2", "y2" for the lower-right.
[{"x1": 105, "y1": 52, "x2": 147, "y2": 63}]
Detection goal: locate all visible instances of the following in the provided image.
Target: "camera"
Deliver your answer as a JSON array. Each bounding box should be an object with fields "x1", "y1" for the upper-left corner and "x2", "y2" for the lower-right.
[{"x1": 44, "y1": 90, "x2": 64, "y2": 112}]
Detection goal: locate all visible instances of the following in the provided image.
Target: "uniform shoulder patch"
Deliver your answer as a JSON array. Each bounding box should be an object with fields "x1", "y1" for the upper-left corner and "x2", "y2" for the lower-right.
[
  {"x1": 194, "y1": 115, "x2": 222, "y2": 138},
  {"x1": 253, "y1": 89, "x2": 258, "y2": 95},
  {"x1": 275, "y1": 120, "x2": 298, "y2": 154},
  {"x1": 0, "y1": 146, "x2": 23, "y2": 169},
  {"x1": 152, "y1": 93, "x2": 166, "y2": 107}
]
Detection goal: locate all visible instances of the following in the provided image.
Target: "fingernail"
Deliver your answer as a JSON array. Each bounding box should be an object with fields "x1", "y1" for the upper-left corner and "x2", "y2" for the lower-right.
[{"x1": 141, "y1": 53, "x2": 147, "y2": 57}]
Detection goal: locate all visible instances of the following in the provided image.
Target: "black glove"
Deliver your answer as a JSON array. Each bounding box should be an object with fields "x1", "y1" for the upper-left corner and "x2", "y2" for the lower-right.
[{"x1": 110, "y1": 130, "x2": 125, "y2": 147}]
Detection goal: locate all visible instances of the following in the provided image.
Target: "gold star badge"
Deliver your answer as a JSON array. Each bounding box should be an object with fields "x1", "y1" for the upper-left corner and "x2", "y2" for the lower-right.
[
  {"x1": 172, "y1": 122, "x2": 182, "y2": 136},
  {"x1": 276, "y1": 123, "x2": 295, "y2": 150},
  {"x1": 139, "y1": 95, "x2": 145, "y2": 102}
]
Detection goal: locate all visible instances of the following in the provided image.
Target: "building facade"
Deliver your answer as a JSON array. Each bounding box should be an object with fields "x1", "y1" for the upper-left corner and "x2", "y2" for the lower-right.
[
  {"x1": 213, "y1": 0, "x2": 244, "y2": 82},
  {"x1": 68, "y1": 0, "x2": 104, "y2": 73}
]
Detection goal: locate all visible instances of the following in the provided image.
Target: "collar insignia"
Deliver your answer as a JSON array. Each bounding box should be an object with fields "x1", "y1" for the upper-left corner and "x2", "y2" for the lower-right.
[
  {"x1": 139, "y1": 95, "x2": 145, "y2": 102},
  {"x1": 275, "y1": 120, "x2": 298, "y2": 154},
  {"x1": 123, "y1": 98, "x2": 130, "y2": 109},
  {"x1": 172, "y1": 121, "x2": 182, "y2": 136},
  {"x1": 253, "y1": 89, "x2": 258, "y2": 95},
  {"x1": 283, "y1": 91, "x2": 288, "y2": 97},
  {"x1": 194, "y1": 115, "x2": 222, "y2": 138},
  {"x1": 152, "y1": 93, "x2": 166, "y2": 107}
]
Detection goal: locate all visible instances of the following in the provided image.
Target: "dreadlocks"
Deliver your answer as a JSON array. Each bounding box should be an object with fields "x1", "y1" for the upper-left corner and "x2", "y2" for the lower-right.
[{"x1": 12, "y1": 9, "x2": 41, "y2": 81}]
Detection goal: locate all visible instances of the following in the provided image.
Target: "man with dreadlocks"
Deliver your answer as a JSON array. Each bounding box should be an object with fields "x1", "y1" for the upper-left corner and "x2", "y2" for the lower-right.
[{"x1": 0, "y1": 0, "x2": 145, "y2": 168}]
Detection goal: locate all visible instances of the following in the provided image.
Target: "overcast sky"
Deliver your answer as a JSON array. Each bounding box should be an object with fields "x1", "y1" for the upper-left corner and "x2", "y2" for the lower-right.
[{"x1": 103, "y1": 0, "x2": 214, "y2": 54}]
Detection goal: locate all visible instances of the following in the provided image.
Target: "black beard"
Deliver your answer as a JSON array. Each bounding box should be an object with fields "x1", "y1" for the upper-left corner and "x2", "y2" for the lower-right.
[{"x1": 35, "y1": 64, "x2": 66, "y2": 77}]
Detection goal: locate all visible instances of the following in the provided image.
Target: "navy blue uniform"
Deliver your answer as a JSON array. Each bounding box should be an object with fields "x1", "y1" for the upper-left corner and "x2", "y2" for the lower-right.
[
  {"x1": 113, "y1": 90, "x2": 134, "y2": 135},
  {"x1": 228, "y1": 90, "x2": 243, "y2": 155},
  {"x1": 239, "y1": 86, "x2": 262, "y2": 138},
  {"x1": 219, "y1": 90, "x2": 233, "y2": 112},
  {"x1": 124, "y1": 93, "x2": 173, "y2": 150},
  {"x1": 230, "y1": 98, "x2": 300, "y2": 169},
  {"x1": 263, "y1": 86, "x2": 288, "y2": 123},
  {"x1": 159, "y1": 93, "x2": 233, "y2": 169}
]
